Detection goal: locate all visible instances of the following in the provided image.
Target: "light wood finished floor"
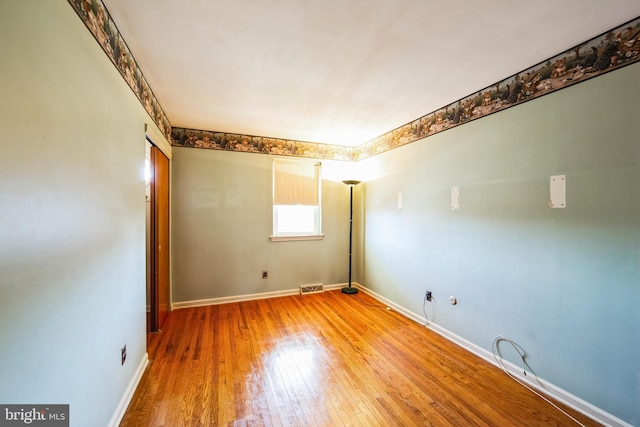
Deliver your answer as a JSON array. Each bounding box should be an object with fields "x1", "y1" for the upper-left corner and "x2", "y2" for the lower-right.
[{"x1": 120, "y1": 290, "x2": 599, "y2": 426}]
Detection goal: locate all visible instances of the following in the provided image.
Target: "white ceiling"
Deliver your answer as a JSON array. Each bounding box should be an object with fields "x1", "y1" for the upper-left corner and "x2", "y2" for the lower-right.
[{"x1": 102, "y1": 0, "x2": 640, "y2": 147}]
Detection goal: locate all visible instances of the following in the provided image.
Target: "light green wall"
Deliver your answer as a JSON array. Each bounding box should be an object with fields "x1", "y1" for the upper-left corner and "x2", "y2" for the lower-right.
[
  {"x1": 357, "y1": 63, "x2": 639, "y2": 424},
  {"x1": 3, "y1": 1, "x2": 637, "y2": 425},
  {"x1": 171, "y1": 147, "x2": 352, "y2": 302},
  {"x1": 0, "y1": 1, "x2": 166, "y2": 425}
]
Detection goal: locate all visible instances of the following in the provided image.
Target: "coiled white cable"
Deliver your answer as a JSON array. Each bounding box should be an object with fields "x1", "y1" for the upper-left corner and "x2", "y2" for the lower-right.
[{"x1": 491, "y1": 335, "x2": 586, "y2": 427}]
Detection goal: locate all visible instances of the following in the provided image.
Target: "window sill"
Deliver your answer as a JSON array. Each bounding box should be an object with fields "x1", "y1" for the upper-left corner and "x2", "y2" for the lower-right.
[{"x1": 270, "y1": 234, "x2": 324, "y2": 242}]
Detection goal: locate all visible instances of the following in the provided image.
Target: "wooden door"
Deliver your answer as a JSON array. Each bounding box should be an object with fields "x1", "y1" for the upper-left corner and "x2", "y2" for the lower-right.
[{"x1": 150, "y1": 145, "x2": 170, "y2": 331}]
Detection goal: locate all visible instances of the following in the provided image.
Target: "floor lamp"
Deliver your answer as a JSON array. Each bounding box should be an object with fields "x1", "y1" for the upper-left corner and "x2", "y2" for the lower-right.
[{"x1": 342, "y1": 180, "x2": 360, "y2": 294}]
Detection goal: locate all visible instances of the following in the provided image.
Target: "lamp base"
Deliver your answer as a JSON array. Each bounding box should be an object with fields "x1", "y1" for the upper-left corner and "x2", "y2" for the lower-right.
[{"x1": 341, "y1": 286, "x2": 358, "y2": 294}]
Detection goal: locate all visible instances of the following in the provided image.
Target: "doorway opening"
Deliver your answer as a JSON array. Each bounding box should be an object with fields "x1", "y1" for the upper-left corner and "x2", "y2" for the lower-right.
[{"x1": 146, "y1": 138, "x2": 170, "y2": 333}]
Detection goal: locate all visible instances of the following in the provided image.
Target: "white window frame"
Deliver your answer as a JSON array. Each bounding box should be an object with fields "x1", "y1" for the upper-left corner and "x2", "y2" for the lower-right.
[{"x1": 271, "y1": 159, "x2": 323, "y2": 242}]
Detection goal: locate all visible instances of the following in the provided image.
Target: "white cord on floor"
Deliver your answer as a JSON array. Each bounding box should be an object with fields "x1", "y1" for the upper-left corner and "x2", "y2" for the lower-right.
[
  {"x1": 491, "y1": 335, "x2": 586, "y2": 427},
  {"x1": 422, "y1": 295, "x2": 434, "y2": 326}
]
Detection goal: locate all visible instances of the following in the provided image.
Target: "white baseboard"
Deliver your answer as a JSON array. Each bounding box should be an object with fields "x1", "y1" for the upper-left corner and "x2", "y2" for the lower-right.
[
  {"x1": 171, "y1": 283, "x2": 348, "y2": 310},
  {"x1": 354, "y1": 283, "x2": 631, "y2": 427},
  {"x1": 108, "y1": 353, "x2": 149, "y2": 427}
]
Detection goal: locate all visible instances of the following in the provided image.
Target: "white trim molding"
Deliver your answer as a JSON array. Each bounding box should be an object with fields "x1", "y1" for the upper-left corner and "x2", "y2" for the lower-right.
[
  {"x1": 269, "y1": 234, "x2": 324, "y2": 242},
  {"x1": 108, "y1": 353, "x2": 149, "y2": 427},
  {"x1": 354, "y1": 283, "x2": 632, "y2": 427},
  {"x1": 145, "y1": 123, "x2": 172, "y2": 159},
  {"x1": 171, "y1": 283, "x2": 346, "y2": 310}
]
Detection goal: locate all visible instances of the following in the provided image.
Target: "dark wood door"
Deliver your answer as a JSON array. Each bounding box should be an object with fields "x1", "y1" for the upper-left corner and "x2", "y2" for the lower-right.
[{"x1": 150, "y1": 145, "x2": 170, "y2": 331}]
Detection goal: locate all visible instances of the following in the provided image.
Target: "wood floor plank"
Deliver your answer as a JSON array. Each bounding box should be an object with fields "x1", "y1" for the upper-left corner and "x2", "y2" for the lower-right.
[{"x1": 120, "y1": 290, "x2": 600, "y2": 426}]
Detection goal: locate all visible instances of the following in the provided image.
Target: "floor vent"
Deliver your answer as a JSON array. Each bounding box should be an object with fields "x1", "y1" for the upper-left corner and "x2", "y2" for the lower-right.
[{"x1": 300, "y1": 283, "x2": 324, "y2": 295}]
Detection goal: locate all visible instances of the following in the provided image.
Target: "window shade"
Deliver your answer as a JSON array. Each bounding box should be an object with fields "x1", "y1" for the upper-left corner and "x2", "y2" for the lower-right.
[{"x1": 273, "y1": 160, "x2": 320, "y2": 206}]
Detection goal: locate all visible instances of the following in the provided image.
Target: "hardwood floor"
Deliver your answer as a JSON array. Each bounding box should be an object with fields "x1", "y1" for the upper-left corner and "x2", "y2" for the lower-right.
[{"x1": 120, "y1": 290, "x2": 599, "y2": 426}]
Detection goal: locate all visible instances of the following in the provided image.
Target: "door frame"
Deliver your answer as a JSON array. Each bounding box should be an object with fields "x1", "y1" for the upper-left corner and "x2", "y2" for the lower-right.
[{"x1": 147, "y1": 139, "x2": 171, "y2": 332}]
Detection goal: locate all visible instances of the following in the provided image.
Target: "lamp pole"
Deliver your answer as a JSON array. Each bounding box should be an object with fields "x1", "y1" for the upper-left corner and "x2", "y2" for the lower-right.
[{"x1": 342, "y1": 180, "x2": 360, "y2": 294}]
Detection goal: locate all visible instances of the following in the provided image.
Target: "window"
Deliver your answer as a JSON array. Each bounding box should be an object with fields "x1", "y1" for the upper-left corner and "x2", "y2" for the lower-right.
[{"x1": 271, "y1": 159, "x2": 322, "y2": 241}]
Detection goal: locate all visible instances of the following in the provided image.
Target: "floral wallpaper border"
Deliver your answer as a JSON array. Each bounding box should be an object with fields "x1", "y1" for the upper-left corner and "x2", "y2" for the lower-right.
[
  {"x1": 170, "y1": 128, "x2": 354, "y2": 161},
  {"x1": 69, "y1": 0, "x2": 638, "y2": 162},
  {"x1": 353, "y1": 16, "x2": 640, "y2": 161},
  {"x1": 170, "y1": 16, "x2": 640, "y2": 161},
  {"x1": 68, "y1": 0, "x2": 171, "y2": 140}
]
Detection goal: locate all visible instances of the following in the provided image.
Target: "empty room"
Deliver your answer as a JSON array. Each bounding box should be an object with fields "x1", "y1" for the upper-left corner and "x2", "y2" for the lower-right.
[{"x1": 1, "y1": 1, "x2": 639, "y2": 426}]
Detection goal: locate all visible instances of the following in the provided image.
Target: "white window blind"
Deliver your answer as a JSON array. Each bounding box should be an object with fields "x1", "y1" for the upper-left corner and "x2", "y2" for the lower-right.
[
  {"x1": 273, "y1": 160, "x2": 320, "y2": 206},
  {"x1": 272, "y1": 159, "x2": 323, "y2": 240}
]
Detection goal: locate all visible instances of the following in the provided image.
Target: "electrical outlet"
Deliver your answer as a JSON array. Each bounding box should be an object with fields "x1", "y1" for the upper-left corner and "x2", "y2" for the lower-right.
[
  {"x1": 121, "y1": 345, "x2": 127, "y2": 365},
  {"x1": 425, "y1": 291, "x2": 432, "y2": 301}
]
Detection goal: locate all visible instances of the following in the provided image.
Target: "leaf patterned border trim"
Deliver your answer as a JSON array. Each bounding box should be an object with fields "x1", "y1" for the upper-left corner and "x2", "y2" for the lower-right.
[
  {"x1": 172, "y1": 16, "x2": 640, "y2": 161},
  {"x1": 68, "y1": 1, "x2": 638, "y2": 162},
  {"x1": 170, "y1": 128, "x2": 354, "y2": 161},
  {"x1": 67, "y1": 0, "x2": 171, "y2": 140},
  {"x1": 353, "y1": 16, "x2": 640, "y2": 161}
]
